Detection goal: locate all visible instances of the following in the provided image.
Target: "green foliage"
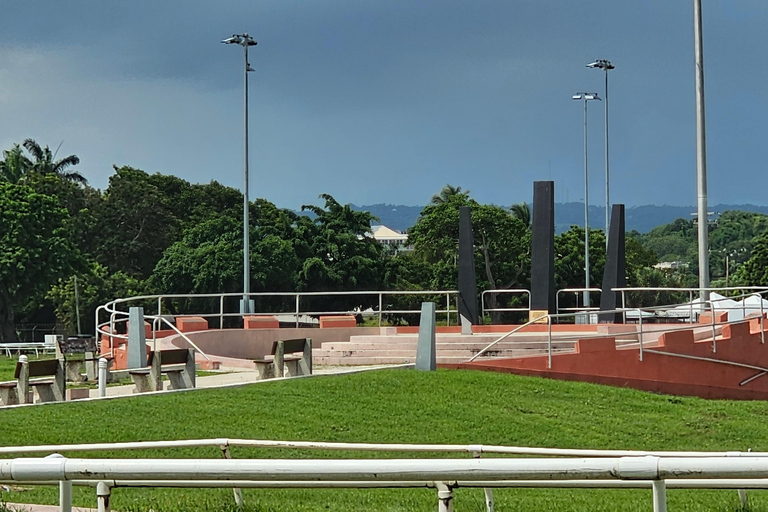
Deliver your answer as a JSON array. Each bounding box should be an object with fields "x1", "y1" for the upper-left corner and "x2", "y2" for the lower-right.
[
  {"x1": 3, "y1": 370, "x2": 768, "y2": 511},
  {"x1": 47, "y1": 262, "x2": 143, "y2": 335},
  {"x1": 0, "y1": 179, "x2": 79, "y2": 341}
]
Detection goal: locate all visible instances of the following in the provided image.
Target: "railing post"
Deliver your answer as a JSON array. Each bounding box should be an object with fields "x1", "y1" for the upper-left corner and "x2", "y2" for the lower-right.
[
  {"x1": 447, "y1": 293, "x2": 452, "y2": 327},
  {"x1": 378, "y1": 293, "x2": 383, "y2": 327},
  {"x1": 96, "y1": 481, "x2": 111, "y2": 512},
  {"x1": 621, "y1": 289, "x2": 627, "y2": 324},
  {"x1": 689, "y1": 291, "x2": 694, "y2": 323},
  {"x1": 220, "y1": 295, "x2": 225, "y2": 329},
  {"x1": 547, "y1": 316, "x2": 553, "y2": 369},
  {"x1": 761, "y1": 294, "x2": 765, "y2": 345},
  {"x1": 221, "y1": 444, "x2": 244, "y2": 507},
  {"x1": 711, "y1": 304, "x2": 717, "y2": 353},
  {"x1": 98, "y1": 358, "x2": 108, "y2": 398},
  {"x1": 157, "y1": 296, "x2": 162, "y2": 317},
  {"x1": 295, "y1": 294, "x2": 300, "y2": 328},
  {"x1": 637, "y1": 309, "x2": 644, "y2": 362},
  {"x1": 436, "y1": 482, "x2": 454, "y2": 512},
  {"x1": 652, "y1": 480, "x2": 667, "y2": 512}
]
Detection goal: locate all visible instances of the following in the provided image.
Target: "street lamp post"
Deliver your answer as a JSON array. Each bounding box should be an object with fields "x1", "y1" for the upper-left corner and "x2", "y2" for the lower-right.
[
  {"x1": 573, "y1": 92, "x2": 601, "y2": 308},
  {"x1": 586, "y1": 59, "x2": 615, "y2": 247},
  {"x1": 222, "y1": 33, "x2": 257, "y2": 314}
]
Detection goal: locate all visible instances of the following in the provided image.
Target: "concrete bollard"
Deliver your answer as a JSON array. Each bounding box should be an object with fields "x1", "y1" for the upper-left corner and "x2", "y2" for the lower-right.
[
  {"x1": 18, "y1": 355, "x2": 29, "y2": 404},
  {"x1": 98, "y1": 358, "x2": 108, "y2": 398}
]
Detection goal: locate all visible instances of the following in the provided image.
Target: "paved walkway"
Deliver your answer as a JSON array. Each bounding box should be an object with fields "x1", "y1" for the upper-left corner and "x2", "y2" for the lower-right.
[{"x1": 93, "y1": 363, "x2": 407, "y2": 398}]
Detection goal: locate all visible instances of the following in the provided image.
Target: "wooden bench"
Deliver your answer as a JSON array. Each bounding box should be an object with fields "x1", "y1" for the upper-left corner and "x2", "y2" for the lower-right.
[
  {"x1": 253, "y1": 338, "x2": 312, "y2": 379},
  {"x1": 0, "y1": 357, "x2": 66, "y2": 405},
  {"x1": 129, "y1": 348, "x2": 196, "y2": 393}
]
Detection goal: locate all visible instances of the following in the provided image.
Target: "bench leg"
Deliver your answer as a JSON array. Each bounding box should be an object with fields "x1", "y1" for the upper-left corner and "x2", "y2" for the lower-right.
[
  {"x1": 66, "y1": 361, "x2": 86, "y2": 383},
  {"x1": 36, "y1": 385, "x2": 59, "y2": 403},
  {"x1": 0, "y1": 387, "x2": 18, "y2": 406},
  {"x1": 284, "y1": 360, "x2": 301, "y2": 377},
  {"x1": 255, "y1": 362, "x2": 278, "y2": 380},
  {"x1": 130, "y1": 374, "x2": 152, "y2": 393}
]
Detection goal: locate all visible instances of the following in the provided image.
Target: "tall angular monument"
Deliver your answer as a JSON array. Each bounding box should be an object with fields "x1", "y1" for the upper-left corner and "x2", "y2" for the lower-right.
[
  {"x1": 599, "y1": 204, "x2": 626, "y2": 323},
  {"x1": 530, "y1": 181, "x2": 556, "y2": 320},
  {"x1": 458, "y1": 206, "x2": 478, "y2": 334}
]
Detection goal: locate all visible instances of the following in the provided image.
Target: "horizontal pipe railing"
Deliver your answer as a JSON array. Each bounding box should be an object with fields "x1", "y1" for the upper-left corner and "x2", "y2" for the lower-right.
[
  {"x1": 8, "y1": 456, "x2": 768, "y2": 482},
  {"x1": 0, "y1": 437, "x2": 764, "y2": 459}
]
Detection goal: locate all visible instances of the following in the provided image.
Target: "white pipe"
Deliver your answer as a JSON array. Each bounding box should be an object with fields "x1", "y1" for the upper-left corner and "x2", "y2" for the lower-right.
[
  {"x1": 19, "y1": 478, "x2": 768, "y2": 490},
  {"x1": 0, "y1": 438, "x2": 765, "y2": 459},
  {"x1": 5, "y1": 456, "x2": 768, "y2": 482},
  {"x1": 3, "y1": 457, "x2": 644, "y2": 482}
]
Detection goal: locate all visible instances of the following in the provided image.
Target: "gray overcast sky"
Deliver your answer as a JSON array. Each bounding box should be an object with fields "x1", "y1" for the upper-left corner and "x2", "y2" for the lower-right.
[{"x1": 2, "y1": 1, "x2": 767, "y2": 209}]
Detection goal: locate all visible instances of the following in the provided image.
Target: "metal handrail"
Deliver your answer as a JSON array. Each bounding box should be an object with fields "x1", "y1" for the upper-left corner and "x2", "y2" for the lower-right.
[
  {"x1": 555, "y1": 287, "x2": 602, "y2": 316},
  {"x1": 480, "y1": 289, "x2": 531, "y2": 318},
  {"x1": 97, "y1": 290, "x2": 460, "y2": 333}
]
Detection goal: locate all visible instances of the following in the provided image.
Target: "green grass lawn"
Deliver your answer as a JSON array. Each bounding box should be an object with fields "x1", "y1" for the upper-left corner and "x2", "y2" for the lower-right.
[{"x1": 1, "y1": 368, "x2": 768, "y2": 511}]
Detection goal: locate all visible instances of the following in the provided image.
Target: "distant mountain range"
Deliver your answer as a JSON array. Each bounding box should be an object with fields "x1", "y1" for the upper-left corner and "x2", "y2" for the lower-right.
[{"x1": 350, "y1": 203, "x2": 768, "y2": 234}]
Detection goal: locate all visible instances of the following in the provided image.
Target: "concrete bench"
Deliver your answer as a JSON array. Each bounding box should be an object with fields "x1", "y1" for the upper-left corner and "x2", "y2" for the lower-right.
[
  {"x1": 129, "y1": 348, "x2": 196, "y2": 393},
  {"x1": 253, "y1": 338, "x2": 312, "y2": 379},
  {"x1": 0, "y1": 357, "x2": 66, "y2": 405}
]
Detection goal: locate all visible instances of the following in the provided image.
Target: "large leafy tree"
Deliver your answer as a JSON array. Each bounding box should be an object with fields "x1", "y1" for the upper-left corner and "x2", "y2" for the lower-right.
[
  {"x1": 408, "y1": 192, "x2": 530, "y2": 322},
  {"x1": 0, "y1": 179, "x2": 79, "y2": 341}
]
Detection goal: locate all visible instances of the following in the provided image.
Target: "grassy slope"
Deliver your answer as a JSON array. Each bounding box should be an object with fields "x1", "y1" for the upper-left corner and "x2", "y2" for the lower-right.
[{"x1": 1, "y1": 369, "x2": 767, "y2": 511}]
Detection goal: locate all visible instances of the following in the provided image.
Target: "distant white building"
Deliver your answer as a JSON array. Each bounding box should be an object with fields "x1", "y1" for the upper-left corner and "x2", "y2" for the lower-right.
[{"x1": 371, "y1": 225, "x2": 412, "y2": 252}]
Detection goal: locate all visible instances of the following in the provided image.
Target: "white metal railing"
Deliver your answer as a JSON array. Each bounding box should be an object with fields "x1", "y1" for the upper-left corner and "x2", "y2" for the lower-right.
[
  {"x1": 480, "y1": 289, "x2": 530, "y2": 319},
  {"x1": 555, "y1": 287, "x2": 602, "y2": 316},
  {"x1": 8, "y1": 454, "x2": 768, "y2": 512},
  {"x1": 96, "y1": 290, "x2": 460, "y2": 336}
]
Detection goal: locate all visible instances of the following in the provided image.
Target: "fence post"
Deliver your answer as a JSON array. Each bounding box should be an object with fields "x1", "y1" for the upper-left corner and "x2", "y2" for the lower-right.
[
  {"x1": 295, "y1": 294, "x2": 300, "y2": 328},
  {"x1": 96, "y1": 481, "x2": 111, "y2": 512},
  {"x1": 221, "y1": 444, "x2": 244, "y2": 507},
  {"x1": 652, "y1": 480, "x2": 667, "y2": 512},
  {"x1": 436, "y1": 482, "x2": 454, "y2": 512},
  {"x1": 378, "y1": 293, "x2": 383, "y2": 327},
  {"x1": 547, "y1": 316, "x2": 553, "y2": 369},
  {"x1": 760, "y1": 295, "x2": 765, "y2": 345},
  {"x1": 98, "y1": 358, "x2": 108, "y2": 398},
  {"x1": 220, "y1": 295, "x2": 225, "y2": 329},
  {"x1": 711, "y1": 305, "x2": 717, "y2": 354},
  {"x1": 638, "y1": 310, "x2": 644, "y2": 362}
]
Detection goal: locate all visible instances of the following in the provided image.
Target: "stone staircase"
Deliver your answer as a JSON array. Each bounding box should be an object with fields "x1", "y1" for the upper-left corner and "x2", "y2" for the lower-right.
[{"x1": 313, "y1": 332, "x2": 589, "y2": 366}]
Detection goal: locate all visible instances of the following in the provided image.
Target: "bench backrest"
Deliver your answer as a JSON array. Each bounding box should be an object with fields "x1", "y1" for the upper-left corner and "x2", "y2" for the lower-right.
[
  {"x1": 147, "y1": 348, "x2": 190, "y2": 366},
  {"x1": 14, "y1": 359, "x2": 61, "y2": 379},
  {"x1": 271, "y1": 338, "x2": 309, "y2": 355}
]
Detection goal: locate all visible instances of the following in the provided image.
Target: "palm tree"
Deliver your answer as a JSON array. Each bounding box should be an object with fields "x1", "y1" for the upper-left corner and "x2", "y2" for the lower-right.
[
  {"x1": 23, "y1": 139, "x2": 86, "y2": 185},
  {"x1": 0, "y1": 144, "x2": 31, "y2": 184},
  {"x1": 430, "y1": 184, "x2": 469, "y2": 205},
  {"x1": 510, "y1": 202, "x2": 531, "y2": 228}
]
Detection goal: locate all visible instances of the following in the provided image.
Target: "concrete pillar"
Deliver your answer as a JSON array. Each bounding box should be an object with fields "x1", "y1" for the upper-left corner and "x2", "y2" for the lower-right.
[
  {"x1": 127, "y1": 307, "x2": 147, "y2": 369},
  {"x1": 415, "y1": 302, "x2": 436, "y2": 371}
]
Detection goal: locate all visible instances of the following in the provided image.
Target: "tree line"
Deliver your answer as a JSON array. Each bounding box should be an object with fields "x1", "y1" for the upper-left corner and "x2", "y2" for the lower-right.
[{"x1": 3, "y1": 140, "x2": 768, "y2": 340}]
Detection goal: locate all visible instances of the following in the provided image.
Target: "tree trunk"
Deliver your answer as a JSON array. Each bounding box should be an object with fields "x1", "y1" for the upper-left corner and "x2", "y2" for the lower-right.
[{"x1": 0, "y1": 283, "x2": 18, "y2": 342}]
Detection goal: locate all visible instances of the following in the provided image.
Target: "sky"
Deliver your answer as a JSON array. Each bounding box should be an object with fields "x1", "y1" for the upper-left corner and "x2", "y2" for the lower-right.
[{"x1": 2, "y1": 1, "x2": 768, "y2": 210}]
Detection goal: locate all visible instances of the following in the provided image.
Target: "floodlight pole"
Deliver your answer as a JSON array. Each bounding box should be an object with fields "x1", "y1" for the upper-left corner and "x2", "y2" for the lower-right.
[
  {"x1": 573, "y1": 93, "x2": 601, "y2": 308},
  {"x1": 693, "y1": 0, "x2": 710, "y2": 303},
  {"x1": 587, "y1": 59, "x2": 615, "y2": 248},
  {"x1": 223, "y1": 33, "x2": 257, "y2": 314}
]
